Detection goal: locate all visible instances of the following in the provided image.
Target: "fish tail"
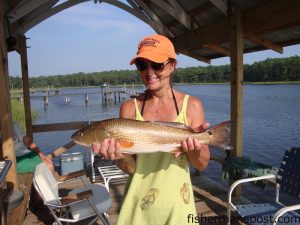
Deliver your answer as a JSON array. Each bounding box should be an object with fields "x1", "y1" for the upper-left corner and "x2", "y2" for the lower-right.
[{"x1": 204, "y1": 121, "x2": 233, "y2": 150}]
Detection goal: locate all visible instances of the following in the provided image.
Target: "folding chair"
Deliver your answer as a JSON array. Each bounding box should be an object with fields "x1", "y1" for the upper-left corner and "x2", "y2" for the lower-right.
[
  {"x1": 227, "y1": 147, "x2": 300, "y2": 225},
  {"x1": 33, "y1": 163, "x2": 112, "y2": 225}
]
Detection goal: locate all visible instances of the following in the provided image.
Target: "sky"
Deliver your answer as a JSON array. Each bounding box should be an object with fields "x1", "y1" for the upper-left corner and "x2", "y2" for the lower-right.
[{"x1": 8, "y1": 1, "x2": 300, "y2": 77}]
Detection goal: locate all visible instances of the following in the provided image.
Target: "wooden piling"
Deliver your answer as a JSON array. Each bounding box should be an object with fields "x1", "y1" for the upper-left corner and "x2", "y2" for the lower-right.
[
  {"x1": 85, "y1": 93, "x2": 88, "y2": 105},
  {"x1": 43, "y1": 96, "x2": 48, "y2": 107}
]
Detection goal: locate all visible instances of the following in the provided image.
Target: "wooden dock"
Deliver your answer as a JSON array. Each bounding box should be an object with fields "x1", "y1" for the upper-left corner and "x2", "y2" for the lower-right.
[{"x1": 23, "y1": 172, "x2": 249, "y2": 225}]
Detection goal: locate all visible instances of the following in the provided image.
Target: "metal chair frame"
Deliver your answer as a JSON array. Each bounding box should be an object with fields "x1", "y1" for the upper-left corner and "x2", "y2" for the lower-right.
[
  {"x1": 227, "y1": 147, "x2": 300, "y2": 225},
  {"x1": 97, "y1": 165, "x2": 129, "y2": 191}
]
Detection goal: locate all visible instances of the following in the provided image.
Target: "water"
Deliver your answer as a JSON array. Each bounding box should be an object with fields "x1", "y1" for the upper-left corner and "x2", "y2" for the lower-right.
[{"x1": 31, "y1": 84, "x2": 300, "y2": 201}]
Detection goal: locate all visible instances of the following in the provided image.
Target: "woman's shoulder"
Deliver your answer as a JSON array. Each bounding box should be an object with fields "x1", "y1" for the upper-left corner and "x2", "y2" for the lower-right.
[
  {"x1": 186, "y1": 95, "x2": 205, "y2": 127},
  {"x1": 120, "y1": 98, "x2": 136, "y2": 119}
]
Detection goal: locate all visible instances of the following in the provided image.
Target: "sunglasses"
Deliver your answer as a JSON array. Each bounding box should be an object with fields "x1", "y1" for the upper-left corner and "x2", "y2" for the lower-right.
[{"x1": 135, "y1": 59, "x2": 171, "y2": 72}]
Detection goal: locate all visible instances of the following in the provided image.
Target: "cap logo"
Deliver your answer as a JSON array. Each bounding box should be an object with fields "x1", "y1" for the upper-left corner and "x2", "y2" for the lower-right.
[{"x1": 137, "y1": 37, "x2": 160, "y2": 53}]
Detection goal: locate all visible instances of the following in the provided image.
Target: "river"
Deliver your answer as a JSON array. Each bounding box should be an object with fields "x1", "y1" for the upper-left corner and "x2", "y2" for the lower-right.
[{"x1": 31, "y1": 84, "x2": 300, "y2": 200}]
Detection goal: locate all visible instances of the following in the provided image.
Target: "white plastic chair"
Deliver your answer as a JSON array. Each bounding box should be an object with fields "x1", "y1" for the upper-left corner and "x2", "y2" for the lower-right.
[{"x1": 33, "y1": 163, "x2": 112, "y2": 225}]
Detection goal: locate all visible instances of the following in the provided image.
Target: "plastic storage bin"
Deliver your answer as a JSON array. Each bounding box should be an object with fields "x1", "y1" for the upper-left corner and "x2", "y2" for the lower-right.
[{"x1": 60, "y1": 152, "x2": 84, "y2": 175}]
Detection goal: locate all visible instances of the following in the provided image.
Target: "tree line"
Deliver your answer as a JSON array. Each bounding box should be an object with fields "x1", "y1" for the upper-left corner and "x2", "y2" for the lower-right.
[{"x1": 9, "y1": 56, "x2": 300, "y2": 89}]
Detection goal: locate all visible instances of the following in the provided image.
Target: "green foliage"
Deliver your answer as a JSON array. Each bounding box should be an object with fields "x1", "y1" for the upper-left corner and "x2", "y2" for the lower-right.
[
  {"x1": 11, "y1": 100, "x2": 37, "y2": 131},
  {"x1": 9, "y1": 56, "x2": 300, "y2": 88}
]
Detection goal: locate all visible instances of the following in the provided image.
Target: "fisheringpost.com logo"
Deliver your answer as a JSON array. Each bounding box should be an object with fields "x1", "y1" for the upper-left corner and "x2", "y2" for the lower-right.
[{"x1": 187, "y1": 214, "x2": 300, "y2": 224}]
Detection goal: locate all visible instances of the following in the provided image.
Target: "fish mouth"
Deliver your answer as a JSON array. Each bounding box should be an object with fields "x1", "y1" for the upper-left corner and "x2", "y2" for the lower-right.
[{"x1": 72, "y1": 139, "x2": 91, "y2": 147}]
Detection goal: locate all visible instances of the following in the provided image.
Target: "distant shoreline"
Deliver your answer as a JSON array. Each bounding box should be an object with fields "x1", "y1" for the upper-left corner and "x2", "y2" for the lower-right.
[{"x1": 9, "y1": 81, "x2": 300, "y2": 93}]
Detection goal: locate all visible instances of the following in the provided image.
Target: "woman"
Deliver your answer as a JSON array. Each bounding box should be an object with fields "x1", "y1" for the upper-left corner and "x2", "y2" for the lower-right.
[{"x1": 92, "y1": 34, "x2": 210, "y2": 225}]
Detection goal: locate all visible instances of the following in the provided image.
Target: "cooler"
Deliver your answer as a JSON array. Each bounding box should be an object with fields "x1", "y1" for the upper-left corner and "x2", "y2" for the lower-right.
[{"x1": 60, "y1": 152, "x2": 84, "y2": 175}]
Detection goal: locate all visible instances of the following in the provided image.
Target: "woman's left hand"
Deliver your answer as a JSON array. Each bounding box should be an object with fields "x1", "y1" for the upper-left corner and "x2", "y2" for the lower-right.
[
  {"x1": 181, "y1": 137, "x2": 202, "y2": 153},
  {"x1": 174, "y1": 122, "x2": 209, "y2": 158}
]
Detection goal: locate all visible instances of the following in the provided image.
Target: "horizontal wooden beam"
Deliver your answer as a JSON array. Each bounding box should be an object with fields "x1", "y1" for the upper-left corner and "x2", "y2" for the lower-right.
[{"x1": 173, "y1": 0, "x2": 300, "y2": 52}]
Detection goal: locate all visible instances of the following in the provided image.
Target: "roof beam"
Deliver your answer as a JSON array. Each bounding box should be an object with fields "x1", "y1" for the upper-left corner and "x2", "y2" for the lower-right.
[
  {"x1": 147, "y1": 0, "x2": 192, "y2": 30},
  {"x1": 179, "y1": 50, "x2": 211, "y2": 64},
  {"x1": 167, "y1": 0, "x2": 196, "y2": 28},
  {"x1": 243, "y1": 0, "x2": 300, "y2": 34},
  {"x1": 128, "y1": 0, "x2": 174, "y2": 37},
  {"x1": 245, "y1": 33, "x2": 283, "y2": 54},
  {"x1": 173, "y1": 0, "x2": 300, "y2": 53},
  {"x1": 189, "y1": 1, "x2": 214, "y2": 17},
  {"x1": 209, "y1": 0, "x2": 227, "y2": 16},
  {"x1": 203, "y1": 44, "x2": 230, "y2": 56},
  {"x1": 166, "y1": 2, "x2": 213, "y2": 28},
  {"x1": 20, "y1": 0, "x2": 90, "y2": 33},
  {"x1": 7, "y1": 0, "x2": 50, "y2": 23}
]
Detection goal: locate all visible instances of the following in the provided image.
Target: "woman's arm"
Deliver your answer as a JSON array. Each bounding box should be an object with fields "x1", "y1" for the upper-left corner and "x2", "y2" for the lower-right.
[{"x1": 182, "y1": 96, "x2": 210, "y2": 171}]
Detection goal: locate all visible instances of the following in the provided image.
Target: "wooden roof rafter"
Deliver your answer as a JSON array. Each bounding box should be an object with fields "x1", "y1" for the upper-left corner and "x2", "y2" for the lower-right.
[
  {"x1": 165, "y1": 1, "x2": 213, "y2": 29},
  {"x1": 245, "y1": 33, "x2": 283, "y2": 54},
  {"x1": 127, "y1": 0, "x2": 174, "y2": 37},
  {"x1": 7, "y1": 0, "x2": 50, "y2": 23},
  {"x1": 18, "y1": 0, "x2": 90, "y2": 33},
  {"x1": 147, "y1": 0, "x2": 192, "y2": 30},
  {"x1": 209, "y1": 0, "x2": 227, "y2": 16},
  {"x1": 179, "y1": 49, "x2": 211, "y2": 64},
  {"x1": 203, "y1": 43, "x2": 230, "y2": 56},
  {"x1": 172, "y1": 0, "x2": 300, "y2": 59}
]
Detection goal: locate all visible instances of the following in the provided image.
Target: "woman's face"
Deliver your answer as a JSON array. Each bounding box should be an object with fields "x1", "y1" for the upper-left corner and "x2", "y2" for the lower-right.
[{"x1": 135, "y1": 58, "x2": 176, "y2": 91}]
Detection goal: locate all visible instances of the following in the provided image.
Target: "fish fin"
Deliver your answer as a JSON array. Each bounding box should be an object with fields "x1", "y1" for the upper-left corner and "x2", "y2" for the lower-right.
[
  {"x1": 150, "y1": 121, "x2": 194, "y2": 132},
  {"x1": 204, "y1": 121, "x2": 233, "y2": 150},
  {"x1": 119, "y1": 140, "x2": 134, "y2": 148}
]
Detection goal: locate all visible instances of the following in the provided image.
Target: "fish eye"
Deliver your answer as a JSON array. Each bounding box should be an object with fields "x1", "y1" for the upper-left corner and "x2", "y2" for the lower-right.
[
  {"x1": 208, "y1": 130, "x2": 213, "y2": 135},
  {"x1": 79, "y1": 132, "x2": 84, "y2": 136}
]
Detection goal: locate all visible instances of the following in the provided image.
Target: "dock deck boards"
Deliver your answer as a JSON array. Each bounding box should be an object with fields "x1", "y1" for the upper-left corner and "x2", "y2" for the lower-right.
[{"x1": 24, "y1": 172, "x2": 248, "y2": 225}]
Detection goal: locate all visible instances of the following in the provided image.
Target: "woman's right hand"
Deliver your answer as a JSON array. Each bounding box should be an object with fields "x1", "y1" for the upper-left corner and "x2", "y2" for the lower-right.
[{"x1": 91, "y1": 138, "x2": 124, "y2": 160}]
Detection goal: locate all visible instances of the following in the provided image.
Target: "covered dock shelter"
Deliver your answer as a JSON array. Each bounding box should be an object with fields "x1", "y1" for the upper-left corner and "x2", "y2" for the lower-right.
[{"x1": 1, "y1": 0, "x2": 300, "y2": 224}]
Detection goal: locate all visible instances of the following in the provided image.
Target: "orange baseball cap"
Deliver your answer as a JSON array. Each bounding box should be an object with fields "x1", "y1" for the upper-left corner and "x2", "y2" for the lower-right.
[{"x1": 130, "y1": 34, "x2": 176, "y2": 65}]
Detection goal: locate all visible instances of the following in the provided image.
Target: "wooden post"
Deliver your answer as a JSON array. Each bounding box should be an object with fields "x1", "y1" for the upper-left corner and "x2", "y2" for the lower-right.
[
  {"x1": 0, "y1": 1, "x2": 19, "y2": 188},
  {"x1": 230, "y1": 7, "x2": 244, "y2": 196},
  {"x1": 18, "y1": 35, "x2": 33, "y2": 138},
  {"x1": 85, "y1": 93, "x2": 89, "y2": 105},
  {"x1": 43, "y1": 96, "x2": 48, "y2": 108}
]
